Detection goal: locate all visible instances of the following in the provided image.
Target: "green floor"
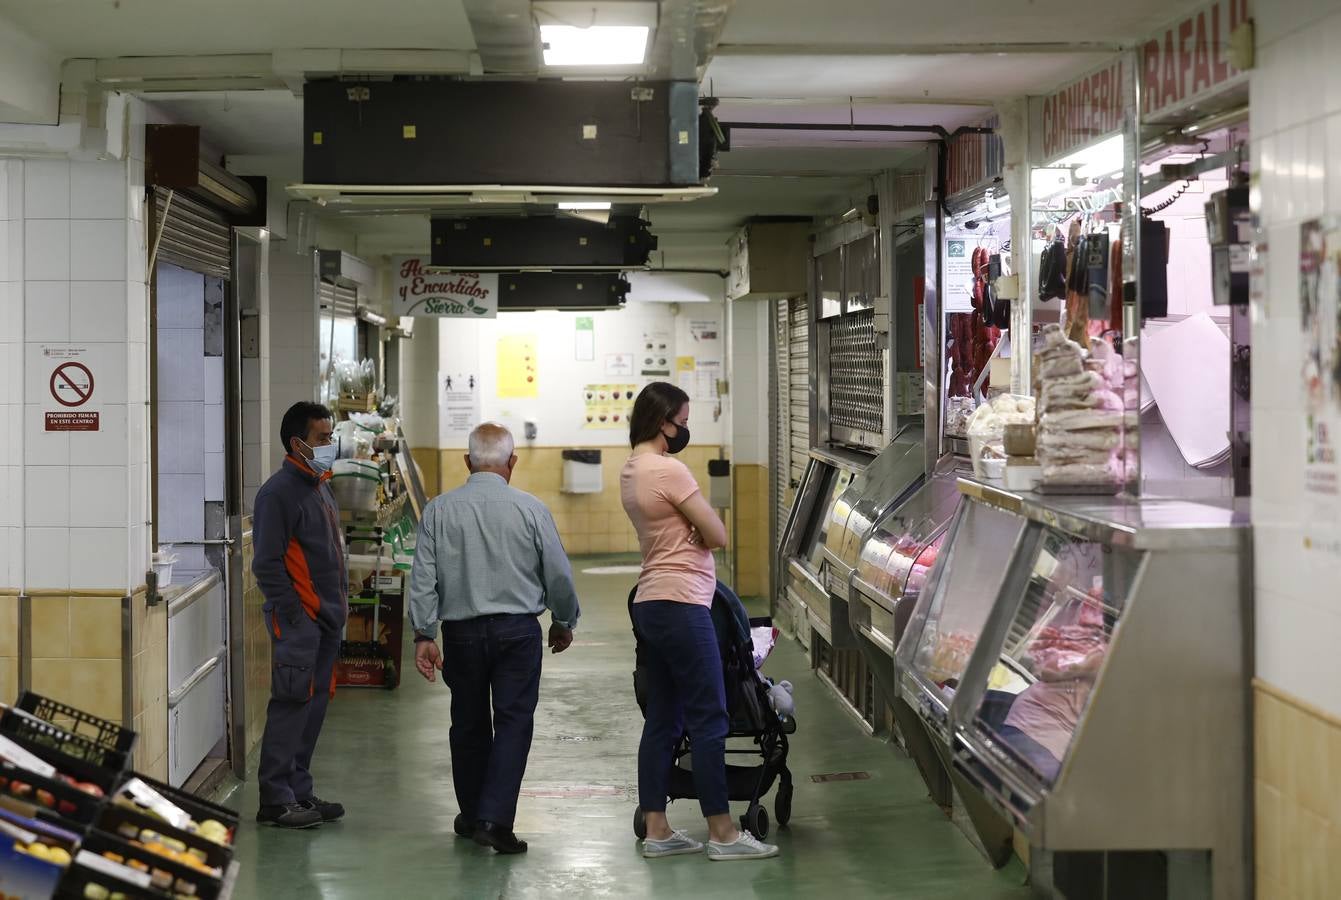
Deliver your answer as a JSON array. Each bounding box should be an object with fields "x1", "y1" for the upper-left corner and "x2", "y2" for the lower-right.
[{"x1": 218, "y1": 559, "x2": 1033, "y2": 899}]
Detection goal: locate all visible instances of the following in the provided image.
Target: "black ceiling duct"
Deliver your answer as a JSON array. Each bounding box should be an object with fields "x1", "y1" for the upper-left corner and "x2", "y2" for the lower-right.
[
  {"x1": 303, "y1": 79, "x2": 702, "y2": 187},
  {"x1": 497, "y1": 273, "x2": 630, "y2": 311},
  {"x1": 430, "y1": 215, "x2": 657, "y2": 270}
]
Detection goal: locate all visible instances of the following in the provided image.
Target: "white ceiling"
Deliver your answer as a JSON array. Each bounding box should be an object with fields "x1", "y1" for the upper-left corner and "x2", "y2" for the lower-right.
[
  {"x1": 0, "y1": 0, "x2": 477, "y2": 56},
  {"x1": 149, "y1": 91, "x2": 301, "y2": 156}
]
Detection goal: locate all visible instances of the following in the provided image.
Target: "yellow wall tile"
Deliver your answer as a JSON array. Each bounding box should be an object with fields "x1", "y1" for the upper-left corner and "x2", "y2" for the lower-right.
[
  {"x1": 0, "y1": 658, "x2": 16, "y2": 705},
  {"x1": 0, "y1": 597, "x2": 16, "y2": 659},
  {"x1": 69, "y1": 596, "x2": 124, "y2": 659},
  {"x1": 30, "y1": 596, "x2": 70, "y2": 659}
]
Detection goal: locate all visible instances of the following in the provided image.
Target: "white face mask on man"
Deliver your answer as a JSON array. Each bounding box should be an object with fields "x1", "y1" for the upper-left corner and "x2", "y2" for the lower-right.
[{"x1": 300, "y1": 439, "x2": 339, "y2": 475}]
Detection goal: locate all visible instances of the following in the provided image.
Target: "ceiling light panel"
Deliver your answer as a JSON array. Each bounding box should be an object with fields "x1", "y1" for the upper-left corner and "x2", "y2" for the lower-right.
[{"x1": 540, "y1": 25, "x2": 649, "y2": 66}]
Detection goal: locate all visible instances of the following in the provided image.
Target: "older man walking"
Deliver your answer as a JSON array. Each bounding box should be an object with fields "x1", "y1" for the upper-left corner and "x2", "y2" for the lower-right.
[{"x1": 409, "y1": 423, "x2": 580, "y2": 855}]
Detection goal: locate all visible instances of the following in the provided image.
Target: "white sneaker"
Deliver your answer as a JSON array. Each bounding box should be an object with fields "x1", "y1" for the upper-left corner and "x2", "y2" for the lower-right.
[
  {"x1": 643, "y1": 829, "x2": 705, "y2": 858},
  {"x1": 706, "y1": 831, "x2": 779, "y2": 861}
]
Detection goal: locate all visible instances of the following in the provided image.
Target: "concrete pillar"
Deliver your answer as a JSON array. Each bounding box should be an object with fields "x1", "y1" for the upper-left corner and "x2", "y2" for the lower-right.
[{"x1": 996, "y1": 97, "x2": 1032, "y2": 395}]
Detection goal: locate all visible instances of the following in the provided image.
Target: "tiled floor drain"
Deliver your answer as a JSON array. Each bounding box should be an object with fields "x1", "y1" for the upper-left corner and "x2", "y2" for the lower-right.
[{"x1": 810, "y1": 771, "x2": 871, "y2": 783}]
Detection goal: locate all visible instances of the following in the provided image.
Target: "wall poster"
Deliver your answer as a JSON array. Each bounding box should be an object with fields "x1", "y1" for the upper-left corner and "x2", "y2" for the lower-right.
[
  {"x1": 640, "y1": 329, "x2": 672, "y2": 377},
  {"x1": 497, "y1": 334, "x2": 539, "y2": 398},
  {"x1": 1301, "y1": 218, "x2": 1341, "y2": 554},
  {"x1": 439, "y1": 372, "x2": 481, "y2": 444},
  {"x1": 582, "y1": 384, "x2": 637, "y2": 429}
]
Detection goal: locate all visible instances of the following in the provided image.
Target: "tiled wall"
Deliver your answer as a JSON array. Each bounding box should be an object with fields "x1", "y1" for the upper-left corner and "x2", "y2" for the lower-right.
[
  {"x1": 129, "y1": 587, "x2": 168, "y2": 780},
  {"x1": 1254, "y1": 681, "x2": 1341, "y2": 898},
  {"x1": 240, "y1": 518, "x2": 269, "y2": 757},
  {"x1": 28, "y1": 594, "x2": 123, "y2": 723},
  {"x1": 240, "y1": 238, "x2": 271, "y2": 514},
  {"x1": 733, "y1": 464, "x2": 770, "y2": 599},
  {"x1": 437, "y1": 445, "x2": 723, "y2": 556},
  {"x1": 1251, "y1": 4, "x2": 1341, "y2": 894},
  {"x1": 0, "y1": 595, "x2": 16, "y2": 702}
]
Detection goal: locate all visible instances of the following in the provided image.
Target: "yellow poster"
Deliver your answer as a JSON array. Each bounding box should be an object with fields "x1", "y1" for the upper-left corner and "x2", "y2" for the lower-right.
[
  {"x1": 497, "y1": 334, "x2": 538, "y2": 398},
  {"x1": 582, "y1": 383, "x2": 637, "y2": 428}
]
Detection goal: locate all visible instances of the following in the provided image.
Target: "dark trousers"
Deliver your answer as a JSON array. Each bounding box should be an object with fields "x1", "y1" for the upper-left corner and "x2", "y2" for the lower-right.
[
  {"x1": 259, "y1": 613, "x2": 341, "y2": 806},
  {"x1": 442, "y1": 613, "x2": 543, "y2": 829},
  {"x1": 631, "y1": 600, "x2": 729, "y2": 818}
]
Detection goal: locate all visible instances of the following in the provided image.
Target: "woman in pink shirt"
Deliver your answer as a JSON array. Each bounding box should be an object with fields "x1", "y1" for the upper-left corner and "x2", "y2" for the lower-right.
[{"x1": 621, "y1": 382, "x2": 779, "y2": 862}]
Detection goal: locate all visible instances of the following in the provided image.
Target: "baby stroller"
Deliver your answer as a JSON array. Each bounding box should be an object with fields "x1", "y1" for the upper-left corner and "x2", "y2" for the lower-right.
[{"x1": 628, "y1": 581, "x2": 797, "y2": 841}]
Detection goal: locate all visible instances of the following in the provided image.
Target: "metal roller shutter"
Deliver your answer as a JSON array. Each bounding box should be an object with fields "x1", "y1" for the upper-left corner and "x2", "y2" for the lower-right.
[
  {"x1": 787, "y1": 296, "x2": 810, "y2": 492},
  {"x1": 827, "y1": 308, "x2": 883, "y2": 444},
  {"x1": 772, "y1": 299, "x2": 791, "y2": 550},
  {"x1": 152, "y1": 188, "x2": 232, "y2": 280},
  {"x1": 318, "y1": 281, "x2": 358, "y2": 317}
]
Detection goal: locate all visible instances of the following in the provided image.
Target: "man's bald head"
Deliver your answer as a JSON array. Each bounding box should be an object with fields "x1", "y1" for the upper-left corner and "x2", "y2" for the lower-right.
[{"x1": 466, "y1": 423, "x2": 517, "y2": 480}]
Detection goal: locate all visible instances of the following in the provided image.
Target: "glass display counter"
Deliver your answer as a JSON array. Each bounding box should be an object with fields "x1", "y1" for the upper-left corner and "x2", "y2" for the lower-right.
[
  {"x1": 820, "y1": 425, "x2": 926, "y2": 600},
  {"x1": 942, "y1": 480, "x2": 1251, "y2": 899},
  {"x1": 895, "y1": 498, "x2": 1029, "y2": 741},
  {"x1": 781, "y1": 451, "x2": 865, "y2": 643}
]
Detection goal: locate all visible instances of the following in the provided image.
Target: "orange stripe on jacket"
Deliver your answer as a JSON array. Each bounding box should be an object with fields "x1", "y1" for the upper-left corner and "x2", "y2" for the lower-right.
[{"x1": 284, "y1": 537, "x2": 322, "y2": 620}]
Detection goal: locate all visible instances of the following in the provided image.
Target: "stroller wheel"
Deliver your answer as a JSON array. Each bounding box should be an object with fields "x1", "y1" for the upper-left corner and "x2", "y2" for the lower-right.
[
  {"x1": 775, "y1": 784, "x2": 793, "y2": 827},
  {"x1": 741, "y1": 804, "x2": 769, "y2": 841},
  {"x1": 633, "y1": 807, "x2": 647, "y2": 840}
]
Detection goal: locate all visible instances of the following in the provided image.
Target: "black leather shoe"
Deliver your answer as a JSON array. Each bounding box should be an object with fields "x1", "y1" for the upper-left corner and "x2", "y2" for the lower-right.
[
  {"x1": 256, "y1": 803, "x2": 322, "y2": 829},
  {"x1": 454, "y1": 814, "x2": 477, "y2": 838},
  {"x1": 297, "y1": 795, "x2": 345, "y2": 822},
  {"x1": 473, "y1": 821, "x2": 527, "y2": 854}
]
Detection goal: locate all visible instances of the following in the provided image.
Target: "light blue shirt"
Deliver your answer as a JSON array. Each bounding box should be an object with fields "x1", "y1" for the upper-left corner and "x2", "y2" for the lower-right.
[{"x1": 408, "y1": 472, "x2": 580, "y2": 636}]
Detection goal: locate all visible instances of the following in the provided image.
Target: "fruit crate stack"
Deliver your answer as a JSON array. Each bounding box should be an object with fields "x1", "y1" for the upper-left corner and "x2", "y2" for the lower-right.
[{"x1": 0, "y1": 692, "x2": 240, "y2": 899}]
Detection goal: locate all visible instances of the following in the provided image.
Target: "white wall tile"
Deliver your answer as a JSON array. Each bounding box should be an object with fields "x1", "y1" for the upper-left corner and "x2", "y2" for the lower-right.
[
  {"x1": 127, "y1": 219, "x2": 146, "y2": 286},
  {"x1": 157, "y1": 473, "x2": 203, "y2": 541},
  {"x1": 0, "y1": 405, "x2": 16, "y2": 463},
  {"x1": 69, "y1": 402, "x2": 127, "y2": 468},
  {"x1": 1328, "y1": 114, "x2": 1341, "y2": 214},
  {"x1": 24, "y1": 526, "x2": 69, "y2": 590},
  {"x1": 3, "y1": 162, "x2": 20, "y2": 223},
  {"x1": 157, "y1": 329, "x2": 204, "y2": 402},
  {"x1": 70, "y1": 219, "x2": 127, "y2": 281},
  {"x1": 1303, "y1": 119, "x2": 1327, "y2": 222},
  {"x1": 201, "y1": 403, "x2": 224, "y2": 454},
  {"x1": 70, "y1": 466, "x2": 128, "y2": 527},
  {"x1": 0, "y1": 221, "x2": 11, "y2": 282},
  {"x1": 127, "y1": 523, "x2": 149, "y2": 588},
  {"x1": 156, "y1": 264, "x2": 204, "y2": 329},
  {"x1": 204, "y1": 451, "x2": 224, "y2": 502},
  {"x1": 128, "y1": 462, "x2": 147, "y2": 529},
  {"x1": 0, "y1": 161, "x2": 9, "y2": 221},
  {"x1": 23, "y1": 281, "x2": 69, "y2": 343},
  {"x1": 24, "y1": 404, "x2": 68, "y2": 466},
  {"x1": 70, "y1": 160, "x2": 127, "y2": 219},
  {"x1": 127, "y1": 280, "x2": 148, "y2": 343},
  {"x1": 0, "y1": 466, "x2": 17, "y2": 527},
  {"x1": 23, "y1": 220, "x2": 69, "y2": 282},
  {"x1": 203, "y1": 357, "x2": 224, "y2": 405},
  {"x1": 1326, "y1": 12, "x2": 1341, "y2": 117},
  {"x1": 24, "y1": 465, "x2": 68, "y2": 528},
  {"x1": 0, "y1": 345, "x2": 18, "y2": 405},
  {"x1": 22, "y1": 159, "x2": 69, "y2": 220},
  {"x1": 0, "y1": 526, "x2": 19, "y2": 588},
  {"x1": 0, "y1": 282, "x2": 21, "y2": 342},
  {"x1": 157, "y1": 401, "x2": 203, "y2": 475},
  {"x1": 70, "y1": 526, "x2": 127, "y2": 590},
  {"x1": 127, "y1": 340, "x2": 148, "y2": 407},
  {"x1": 69, "y1": 280, "x2": 128, "y2": 343}
]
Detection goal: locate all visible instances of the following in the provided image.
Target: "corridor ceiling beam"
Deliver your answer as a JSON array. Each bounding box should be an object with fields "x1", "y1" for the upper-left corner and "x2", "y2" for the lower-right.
[{"x1": 714, "y1": 41, "x2": 1123, "y2": 56}]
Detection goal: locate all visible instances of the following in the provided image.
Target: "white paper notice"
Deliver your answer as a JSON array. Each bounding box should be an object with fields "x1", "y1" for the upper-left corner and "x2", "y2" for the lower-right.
[
  {"x1": 439, "y1": 373, "x2": 481, "y2": 444},
  {"x1": 605, "y1": 353, "x2": 635, "y2": 377}
]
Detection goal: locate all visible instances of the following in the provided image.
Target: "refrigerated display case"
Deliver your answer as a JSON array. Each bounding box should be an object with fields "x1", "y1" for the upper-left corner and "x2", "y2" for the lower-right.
[
  {"x1": 820, "y1": 424, "x2": 927, "y2": 603},
  {"x1": 939, "y1": 480, "x2": 1250, "y2": 898},
  {"x1": 780, "y1": 450, "x2": 864, "y2": 645}
]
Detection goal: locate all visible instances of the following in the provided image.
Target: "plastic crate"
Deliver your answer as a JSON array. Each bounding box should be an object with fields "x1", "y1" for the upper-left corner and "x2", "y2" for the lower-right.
[
  {"x1": 16, "y1": 691, "x2": 138, "y2": 758},
  {"x1": 113, "y1": 771, "x2": 239, "y2": 842},
  {"x1": 2, "y1": 727, "x2": 125, "y2": 793},
  {"x1": 94, "y1": 803, "x2": 233, "y2": 874},
  {"x1": 77, "y1": 829, "x2": 223, "y2": 899},
  {"x1": 0, "y1": 759, "x2": 106, "y2": 826},
  {"x1": 0, "y1": 707, "x2": 131, "y2": 777},
  {"x1": 54, "y1": 860, "x2": 175, "y2": 900}
]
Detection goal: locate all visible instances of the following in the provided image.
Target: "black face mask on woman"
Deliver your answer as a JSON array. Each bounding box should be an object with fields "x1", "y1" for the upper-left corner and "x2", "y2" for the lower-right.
[{"x1": 664, "y1": 422, "x2": 690, "y2": 455}]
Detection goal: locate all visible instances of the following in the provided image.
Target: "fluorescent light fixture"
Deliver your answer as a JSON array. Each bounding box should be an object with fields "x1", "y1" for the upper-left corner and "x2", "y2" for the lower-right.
[
  {"x1": 541, "y1": 25, "x2": 649, "y2": 66},
  {"x1": 558, "y1": 201, "x2": 612, "y2": 211},
  {"x1": 1066, "y1": 134, "x2": 1126, "y2": 182}
]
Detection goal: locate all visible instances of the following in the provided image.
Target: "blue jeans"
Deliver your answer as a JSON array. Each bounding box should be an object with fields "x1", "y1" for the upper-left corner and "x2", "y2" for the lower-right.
[
  {"x1": 441, "y1": 614, "x2": 543, "y2": 828},
  {"x1": 631, "y1": 600, "x2": 729, "y2": 818}
]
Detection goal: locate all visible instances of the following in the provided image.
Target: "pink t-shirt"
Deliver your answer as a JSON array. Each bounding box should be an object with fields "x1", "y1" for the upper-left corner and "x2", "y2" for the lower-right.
[{"x1": 621, "y1": 453, "x2": 717, "y2": 606}]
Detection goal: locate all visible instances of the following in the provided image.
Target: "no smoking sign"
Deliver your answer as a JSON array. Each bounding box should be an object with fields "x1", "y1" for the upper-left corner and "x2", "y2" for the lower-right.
[{"x1": 45, "y1": 360, "x2": 99, "y2": 432}]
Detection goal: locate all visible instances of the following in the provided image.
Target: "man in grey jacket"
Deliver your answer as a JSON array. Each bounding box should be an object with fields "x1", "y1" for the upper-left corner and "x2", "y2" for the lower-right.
[{"x1": 410, "y1": 423, "x2": 580, "y2": 855}]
